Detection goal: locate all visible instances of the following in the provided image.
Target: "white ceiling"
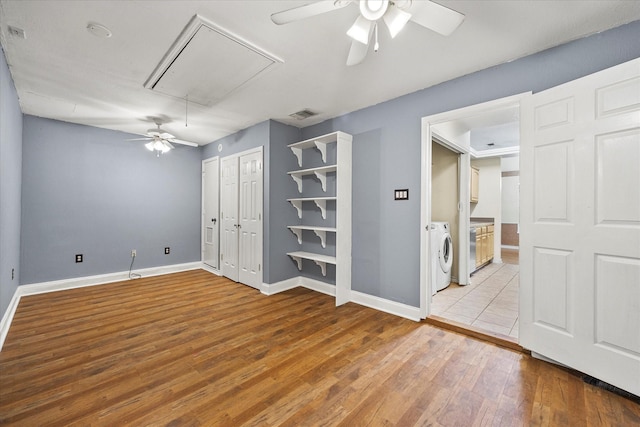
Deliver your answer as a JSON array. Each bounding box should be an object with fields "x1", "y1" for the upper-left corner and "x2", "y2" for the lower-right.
[{"x1": 1, "y1": 1, "x2": 639, "y2": 146}]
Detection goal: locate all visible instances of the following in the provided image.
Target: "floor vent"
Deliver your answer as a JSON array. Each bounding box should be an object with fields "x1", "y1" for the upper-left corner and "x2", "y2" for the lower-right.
[{"x1": 582, "y1": 375, "x2": 639, "y2": 403}]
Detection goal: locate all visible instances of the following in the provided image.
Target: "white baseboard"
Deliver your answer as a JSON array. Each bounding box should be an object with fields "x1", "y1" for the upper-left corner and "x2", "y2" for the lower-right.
[
  {"x1": 261, "y1": 277, "x2": 301, "y2": 295},
  {"x1": 0, "y1": 289, "x2": 22, "y2": 353},
  {"x1": 261, "y1": 276, "x2": 336, "y2": 297},
  {"x1": 502, "y1": 245, "x2": 519, "y2": 250},
  {"x1": 201, "y1": 263, "x2": 222, "y2": 276},
  {"x1": 300, "y1": 277, "x2": 336, "y2": 297},
  {"x1": 0, "y1": 261, "x2": 202, "y2": 352},
  {"x1": 351, "y1": 291, "x2": 421, "y2": 321},
  {"x1": 262, "y1": 276, "x2": 418, "y2": 321}
]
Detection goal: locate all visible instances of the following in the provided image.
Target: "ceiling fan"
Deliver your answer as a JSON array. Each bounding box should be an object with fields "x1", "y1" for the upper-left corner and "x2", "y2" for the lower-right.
[
  {"x1": 129, "y1": 121, "x2": 198, "y2": 156},
  {"x1": 271, "y1": 0, "x2": 465, "y2": 66}
]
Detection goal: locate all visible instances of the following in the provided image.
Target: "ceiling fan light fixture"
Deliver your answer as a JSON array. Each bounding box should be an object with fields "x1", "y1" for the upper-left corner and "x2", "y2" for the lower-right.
[
  {"x1": 359, "y1": 0, "x2": 389, "y2": 21},
  {"x1": 347, "y1": 15, "x2": 373, "y2": 45},
  {"x1": 145, "y1": 139, "x2": 172, "y2": 155},
  {"x1": 383, "y1": 5, "x2": 412, "y2": 38}
]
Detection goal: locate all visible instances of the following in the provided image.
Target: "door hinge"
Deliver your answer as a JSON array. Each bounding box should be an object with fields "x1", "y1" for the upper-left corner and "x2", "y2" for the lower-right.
[
  {"x1": 258, "y1": 264, "x2": 261, "y2": 271},
  {"x1": 220, "y1": 253, "x2": 223, "y2": 261}
]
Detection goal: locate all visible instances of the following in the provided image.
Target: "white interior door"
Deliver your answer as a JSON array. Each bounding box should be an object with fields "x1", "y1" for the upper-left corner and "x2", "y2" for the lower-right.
[
  {"x1": 202, "y1": 157, "x2": 219, "y2": 269},
  {"x1": 221, "y1": 156, "x2": 239, "y2": 282},
  {"x1": 238, "y1": 150, "x2": 263, "y2": 289},
  {"x1": 520, "y1": 58, "x2": 640, "y2": 396}
]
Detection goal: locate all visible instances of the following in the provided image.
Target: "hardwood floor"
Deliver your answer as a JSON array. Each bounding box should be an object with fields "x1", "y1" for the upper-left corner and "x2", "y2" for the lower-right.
[{"x1": 1, "y1": 270, "x2": 638, "y2": 426}]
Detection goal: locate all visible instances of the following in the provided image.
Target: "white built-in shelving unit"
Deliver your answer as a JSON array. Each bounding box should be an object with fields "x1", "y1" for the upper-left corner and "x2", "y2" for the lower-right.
[
  {"x1": 286, "y1": 196, "x2": 337, "y2": 219},
  {"x1": 286, "y1": 131, "x2": 352, "y2": 306}
]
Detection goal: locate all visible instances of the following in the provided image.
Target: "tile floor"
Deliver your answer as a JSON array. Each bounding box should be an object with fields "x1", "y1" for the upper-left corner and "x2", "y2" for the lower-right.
[{"x1": 431, "y1": 249, "x2": 519, "y2": 339}]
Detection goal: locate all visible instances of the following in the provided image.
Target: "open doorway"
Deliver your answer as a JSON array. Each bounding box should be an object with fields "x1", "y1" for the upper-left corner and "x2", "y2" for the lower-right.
[{"x1": 420, "y1": 93, "x2": 527, "y2": 340}]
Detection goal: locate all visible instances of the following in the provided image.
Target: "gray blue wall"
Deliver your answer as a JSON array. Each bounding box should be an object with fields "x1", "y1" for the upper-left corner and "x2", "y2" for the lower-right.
[
  {"x1": 301, "y1": 20, "x2": 640, "y2": 307},
  {"x1": 0, "y1": 47, "x2": 22, "y2": 316},
  {"x1": 20, "y1": 116, "x2": 202, "y2": 284}
]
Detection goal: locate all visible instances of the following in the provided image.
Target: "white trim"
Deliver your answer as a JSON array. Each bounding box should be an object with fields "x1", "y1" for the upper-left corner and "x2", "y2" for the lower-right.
[
  {"x1": 261, "y1": 277, "x2": 301, "y2": 295},
  {"x1": 502, "y1": 245, "x2": 520, "y2": 250},
  {"x1": 18, "y1": 262, "x2": 201, "y2": 297},
  {"x1": 202, "y1": 155, "x2": 220, "y2": 271},
  {"x1": 0, "y1": 288, "x2": 22, "y2": 352},
  {"x1": 0, "y1": 262, "x2": 201, "y2": 352},
  {"x1": 351, "y1": 291, "x2": 421, "y2": 321},
  {"x1": 470, "y1": 146, "x2": 520, "y2": 159},
  {"x1": 201, "y1": 263, "x2": 222, "y2": 276},
  {"x1": 300, "y1": 277, "x2": 336, "y2": 297}
]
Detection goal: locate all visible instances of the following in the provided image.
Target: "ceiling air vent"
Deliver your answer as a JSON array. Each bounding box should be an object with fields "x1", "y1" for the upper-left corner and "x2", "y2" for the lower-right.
[{"x1": 289, "y1": 109, "x2": 318, "y2": 120}]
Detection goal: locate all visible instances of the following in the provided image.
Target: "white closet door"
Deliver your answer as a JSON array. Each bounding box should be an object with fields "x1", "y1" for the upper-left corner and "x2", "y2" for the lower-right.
[
  {"x1": 520, "y1": 58, "x2": 640, "y2": 396},
  {"x1": 221, "y1": 156, "x2": 239, "y2": 282},
  {"x1": 202, "y1": 157, "x2": 220, "y2": 269},
  {"x1": 238, "y1": 150, "x2": 263, "y2": 289}
]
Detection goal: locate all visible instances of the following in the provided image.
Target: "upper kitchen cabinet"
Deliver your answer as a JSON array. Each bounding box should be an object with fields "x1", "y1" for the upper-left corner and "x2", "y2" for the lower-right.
[{"x1": 470, "y1": 166, "x2": 480, "y2": 203}]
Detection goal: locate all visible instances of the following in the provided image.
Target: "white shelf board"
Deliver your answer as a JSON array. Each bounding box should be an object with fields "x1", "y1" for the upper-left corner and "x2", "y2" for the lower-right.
[
  {"x1": 288, "y1": 132, "x2": 340, "y2": 167},
  {"x1": 287, "y1": 225, "x2": 337, "y2": 247},
  {"x1": 287, "y1": 251, "x2": 336, "y2": 276},
  {"x1": 286, "y1": 197, "x2": 337, "y2": 219},
  {"x1": 287, "y1": 165, "x2": 337, "y2": 193}
]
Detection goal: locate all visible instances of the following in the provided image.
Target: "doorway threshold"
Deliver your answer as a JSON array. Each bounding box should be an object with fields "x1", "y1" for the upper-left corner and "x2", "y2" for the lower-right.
[{"x1": 425, "y1": 315, "x2": 527, "y2": 354}]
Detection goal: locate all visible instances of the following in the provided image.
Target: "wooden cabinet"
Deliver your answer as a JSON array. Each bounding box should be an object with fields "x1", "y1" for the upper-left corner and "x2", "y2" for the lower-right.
[
  {"x1": 470, "y1": 166, "x2": 480, "y2": 203},
  {"x1": 474, "y1": 224, "x2": 494, "y2": 269},
  {"x1": 487, "y1": 224, "x2": 494, "y2": 261}
]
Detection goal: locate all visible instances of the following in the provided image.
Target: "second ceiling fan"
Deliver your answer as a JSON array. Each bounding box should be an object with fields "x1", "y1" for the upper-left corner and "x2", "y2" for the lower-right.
[{"x1": 271, "y1": 0, "x2": 465, "y2": 66}]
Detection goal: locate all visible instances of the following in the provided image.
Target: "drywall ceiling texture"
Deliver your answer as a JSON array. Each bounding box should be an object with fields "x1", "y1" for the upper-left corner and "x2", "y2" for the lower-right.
[
  {"x1": 0, "y1": 1, "x2": 639, "y2": 145},
  {"x1": 0, "y1": 47, "x2": 22, "y2": 316},
  {"x1": 297, "y1": 21, "x2": 640, "y2": 307}
]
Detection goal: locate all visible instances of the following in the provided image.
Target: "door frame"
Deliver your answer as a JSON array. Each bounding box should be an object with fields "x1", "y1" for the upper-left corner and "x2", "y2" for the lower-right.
[
  {"x1": 202, "y1": 155, "x2": 220, "y2": 272},
  {"x1": 419, "y1": 93, "x2": 529, "y2": 319}
]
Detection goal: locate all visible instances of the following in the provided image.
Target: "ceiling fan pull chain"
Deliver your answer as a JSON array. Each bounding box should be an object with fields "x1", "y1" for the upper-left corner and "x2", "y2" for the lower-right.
[{"x1": 374, "y1": 22, "x2": 379, "y2": 52}]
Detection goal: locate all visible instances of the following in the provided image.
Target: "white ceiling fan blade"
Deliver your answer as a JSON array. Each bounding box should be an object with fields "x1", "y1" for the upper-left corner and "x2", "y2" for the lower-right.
[
  {"x1": 407, "y1": 0, "x2": 465, "y2": 36},
  {"x1": 271, "y1": 0, "x2": 352, "y2": 25},
  {"x1": 126, "y1": 137, "x2": 152, "y2": 141},
  {"x1": 164, "y1": 140, "x2": 176, "y2": 150},
  {"x1": 346, "y1": 39, "x2": 369, "y2": 66},
  {"x1": 383, "y1": 4, "x2": 412, "y2": 38},
  {"x1": 347, "y1": 15, "x2": 373, "y2": 44},
  {"x1": 169, "y1": 138, "x2": 198, "y2": 147}
]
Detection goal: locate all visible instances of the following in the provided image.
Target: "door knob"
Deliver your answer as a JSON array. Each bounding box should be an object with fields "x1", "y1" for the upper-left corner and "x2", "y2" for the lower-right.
[{"x1": 212, "y1": 218, "x2": 217, "y2": 224}]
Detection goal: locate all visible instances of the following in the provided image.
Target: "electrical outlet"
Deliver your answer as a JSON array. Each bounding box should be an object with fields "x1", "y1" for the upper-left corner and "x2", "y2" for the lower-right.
[
  {"x1": 76, "y1": 254, "x2": 83, "y2": 263},
  {"x1": 131, "y1": 249, "x2": 136, "y2": 257},
  {"x1": 164, "y1": 247, "x2": 170, "y2": 255}
]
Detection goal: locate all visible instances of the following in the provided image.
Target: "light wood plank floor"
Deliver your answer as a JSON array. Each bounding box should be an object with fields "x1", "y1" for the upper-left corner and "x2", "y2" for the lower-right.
[{"x1": 1, "y1": 270, "x2": 638, "y2": 426}]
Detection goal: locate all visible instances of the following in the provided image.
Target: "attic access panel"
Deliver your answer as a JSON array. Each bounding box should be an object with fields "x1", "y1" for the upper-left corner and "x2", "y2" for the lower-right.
[{"x1": 145, "y1": 15, "x2": 282, "y2": 106}]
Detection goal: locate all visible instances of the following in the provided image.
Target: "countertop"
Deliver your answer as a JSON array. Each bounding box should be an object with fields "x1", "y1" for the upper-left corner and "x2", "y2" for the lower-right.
[{"x1": 471, "y1": 221, "x2": 494, "y2": 227}]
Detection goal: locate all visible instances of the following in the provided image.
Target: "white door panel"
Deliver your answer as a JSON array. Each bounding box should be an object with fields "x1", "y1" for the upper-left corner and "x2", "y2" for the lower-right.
[
  {"x1": 238, "y1": 151, "x2": 263, "y2": 289},
  {"x1": 521, "y1": 58, "x2": 640, "y2": 396},
  {"x1": 202, "y1": 157, "x2": 219, "y2": 269},
  {"x1": 220, "y1": 149, "x2": 263, "y2": 288},
  {"x1": 221, "y1": 156, "x2": 239, "y2": 281}
]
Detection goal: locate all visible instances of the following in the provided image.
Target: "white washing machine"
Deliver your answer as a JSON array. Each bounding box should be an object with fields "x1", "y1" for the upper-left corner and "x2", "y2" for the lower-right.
[{"x1": 430, "y1": 222, "x2": 453, "y2": 295}]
